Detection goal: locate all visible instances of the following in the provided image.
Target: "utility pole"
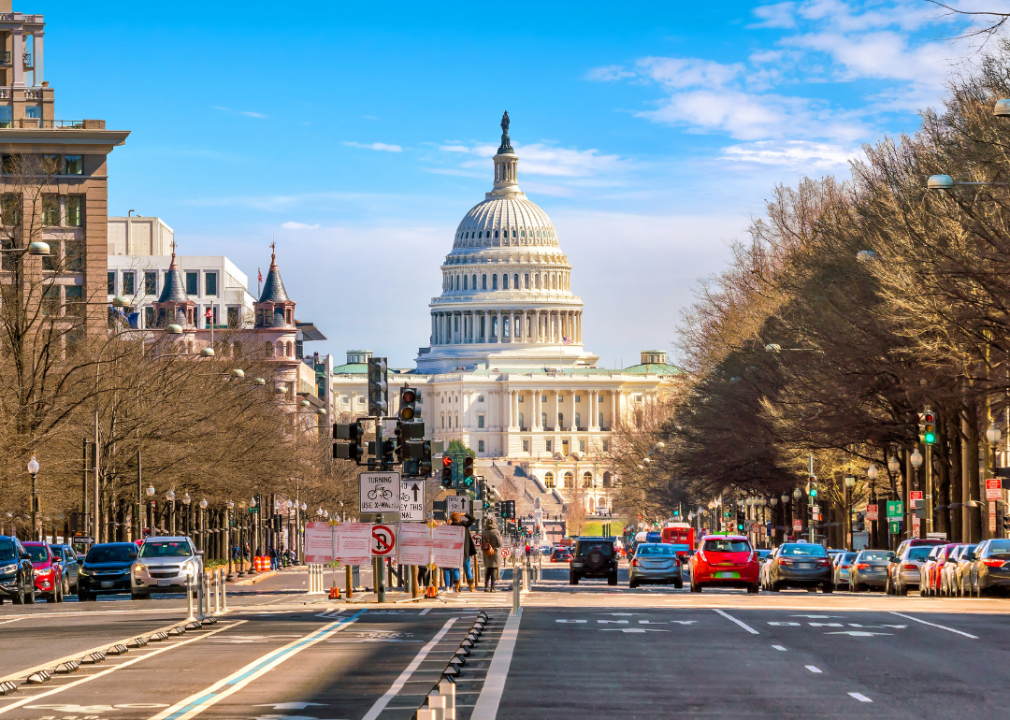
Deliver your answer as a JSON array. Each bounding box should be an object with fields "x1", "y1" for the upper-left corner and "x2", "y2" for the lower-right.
[{"x1": 136, "y1": 450, "x2": 143, "y2": 542}]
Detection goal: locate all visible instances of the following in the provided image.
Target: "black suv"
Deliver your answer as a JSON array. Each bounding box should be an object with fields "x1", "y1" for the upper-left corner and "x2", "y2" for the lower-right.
[
  {"x1": 570, "y1": 537, "x2": 618, "y2": 586},
  {"x1": 0, "y1": 535, "x2": 36, "y2": 604}
]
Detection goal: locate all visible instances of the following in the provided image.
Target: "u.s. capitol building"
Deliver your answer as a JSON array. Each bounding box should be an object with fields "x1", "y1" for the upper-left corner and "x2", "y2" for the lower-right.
[{"x1": 332, "y1": 115, "x2": 679, "y2": 517}]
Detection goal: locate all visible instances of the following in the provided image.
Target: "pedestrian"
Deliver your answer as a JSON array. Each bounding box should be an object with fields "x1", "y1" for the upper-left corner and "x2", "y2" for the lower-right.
[
  {"x1": 481, "y1": 518, "x2": 502, "y2": 592},
  {"x1": 268, "y1": 546, "x2": 278, "y2": 571},
  {"x1": 450, "y1": 512, "x2": 477, "y2": 591}
]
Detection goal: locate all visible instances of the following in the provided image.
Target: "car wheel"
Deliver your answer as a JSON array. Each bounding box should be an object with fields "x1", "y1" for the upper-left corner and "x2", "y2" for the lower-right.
[
  {"x1": 822, "y1": 583, "x2": 833, "y2": 594},
  {"x1": 898, "y1": 582, "x2": 908, "y2": 597},
  {"x1": 690, "y1": 579, "x2": 702, "y2": 593},
  {"x1": 607, "y1": 573, "x2": 618, "y2": 586},
  {"x1": 675, "y1": 580, "x2": 684, "y2": 590},
  {"x1": 747, "y1": 584, "x2": 759, "y2": 594},
  {"x1": 13, "y1": 582, "x2": 24, "y2": 605},
  {"x1": 569, "y1": 574, "x2": 579, "y2": 586},
  {"x1": 47, "y1": 590, "x2": 57, "y2": 603},
  {"x1": 629, "y1": 579, "x2": 638, "y2": 589},
  {"x1": 131, "y1": 590, "x2": 150, "y2": 601}
]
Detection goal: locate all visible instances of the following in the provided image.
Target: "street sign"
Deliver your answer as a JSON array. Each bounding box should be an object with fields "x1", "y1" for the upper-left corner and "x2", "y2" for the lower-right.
[
  {"x1": 399, "y1": 480, "x2": 424, "y2": 522},
  {"x1": 987, "y1": 478, "x2": 1002, "y2": 501},
  {"x1": 359, "y1": 471, "x2": 400, "y2": 514},
  {"x1": 471, "y1": 533, "x2": 482, "y2": 546},
  {"x1": 73, "y1": 536, "x2": 95, "y2": 544},
  {"x1": 910, "y1": 491, "x2": 922, "y2": 509},
  {"x1": 447, "y1": 496, "x2": 471, "y2": 516},
  {"x1": 371, "y1": 524, "x2": 396, "y2": 556},
  {"x1": 792, "y1": 519, "x2": 803, "y2": 532},
  {"x1": 811, "y1": 506, "x2": 821, "y2": 515},
  {"x1": 912, "y1": 516, "x2": 921, "y2": 533},
  {"x1": 889, "y1": 521, "x2": 901, "y2": 535},
  {"x1": 990, "y1": 504, "x2": 998, "y2": 533},
  {"x1": 866, "y1": 504, "x2": 878, "y2": 522},
  {"x1": 500, "y1": 547, "x2": 510, "y2": 558},
  {"x1": 886, "y1": 500, "x2": 903, "y2": 520}
]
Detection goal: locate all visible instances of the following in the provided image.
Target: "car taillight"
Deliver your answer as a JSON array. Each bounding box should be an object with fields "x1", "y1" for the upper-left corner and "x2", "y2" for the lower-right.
[
  {"x1": 631, "y1": 559, "x2": 639, "y2": 567},
  {"x1": 841, "y1": 564, "x2": 850, "y2": 568},
  {"x1": 983, "y1": 559, "x2": 1005, "y2": 568},
  {"x1": 903, "y1": 564, "x2": 918, "y2": 571},
  {"x1": 777, "y1": 558, "x2": 791, "y2": 566},
  {"x1": 856, "y1": 563, "x2": 870, "y2": 570},
  {"x1": 817, "y1": 559, "x2": 830, "y2": 566}
]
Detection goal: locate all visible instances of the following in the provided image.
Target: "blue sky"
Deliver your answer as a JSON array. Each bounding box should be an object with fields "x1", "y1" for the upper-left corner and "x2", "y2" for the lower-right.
[{"x1": 43, "y1": 0, "x2": 988, "y2": 366}]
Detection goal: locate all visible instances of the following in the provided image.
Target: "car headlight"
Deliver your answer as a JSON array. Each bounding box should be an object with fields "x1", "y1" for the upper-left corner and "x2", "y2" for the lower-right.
[
  {"x1": 133, "y1": 562, "x2": 147, "y2": 574},
  {"x1": 183, "y1": 561, "x2": 195, "y2": 577},
  {"x1": 79, "y1": 567, "x2": 90, "y2": 577},
  {"x1": 0, "y1": 563, "x2": 16, "y2": 575}
]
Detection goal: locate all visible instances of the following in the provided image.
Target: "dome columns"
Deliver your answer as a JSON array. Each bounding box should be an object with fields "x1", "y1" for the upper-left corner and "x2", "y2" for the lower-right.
[{"x1": 429, "y1": 307, "x2": 581, "y2": 347}]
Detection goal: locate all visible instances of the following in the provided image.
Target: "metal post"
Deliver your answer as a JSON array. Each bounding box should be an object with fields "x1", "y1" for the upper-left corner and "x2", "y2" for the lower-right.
[
  {"x1": 186, "y1": 572, "x2": 195, "y2": 621},
  {"x1": 926, "y1": 443, "x2": 934, "y2": 535},
  {"x1": 197, "y1": 568, "x2": 205, "y2": 620},
  {"x1": 221, "y1": 567, "x2": 227, "y2": 611},
  {"x1": 93, "y1": 410, "x2": 100, "y2": 544},
  {"x1": 346, "y1": 564, "x2": 353, "y2": 599},
  {"x1": 81, "y1": 439, "x2": 89, "y2": 539},
  {"x1": 30, "y1": 471, "x2": 38, "y2": 541},
  {"x1": 511, "y1": 555, "x2": 520, "y2": 614}
]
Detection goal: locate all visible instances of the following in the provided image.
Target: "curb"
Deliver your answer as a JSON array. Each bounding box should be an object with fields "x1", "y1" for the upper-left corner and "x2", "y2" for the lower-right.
[{"x1": 231, "y1": 571, "x2": 278, "y2": 586}]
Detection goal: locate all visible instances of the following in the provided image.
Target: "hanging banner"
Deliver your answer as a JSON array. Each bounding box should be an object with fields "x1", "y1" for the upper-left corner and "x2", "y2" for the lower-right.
[
  {"x1": 335, "y1": 523, "x2": 372, "y2": 565},
  {"x1": 397, "y1": 523, "x2": 432, "y2": 566},
  {"x1": 431, "y1": 524, "x2": 465, "y2": 568},
  {"x1": 304, "y1": 521, "x2": 333, "y2": 564}
]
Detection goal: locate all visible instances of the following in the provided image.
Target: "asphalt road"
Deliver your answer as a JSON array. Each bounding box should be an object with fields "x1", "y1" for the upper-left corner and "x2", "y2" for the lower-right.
[{"x1": 1, "y1": 563, "x2": 1008, "y2": 719}]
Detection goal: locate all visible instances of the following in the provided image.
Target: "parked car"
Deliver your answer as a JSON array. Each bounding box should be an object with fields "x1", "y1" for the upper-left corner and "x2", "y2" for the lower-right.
[
  {"x1": 969, "y1": 538, "x2": 1010, "y2": 596},
  {"x1": 49, "y1": 544, "x2": 81, "y2": 594},
  {"x1": 848, "y1": 549, "x2": 894, "y2": 592},
  {"x1": 760, "y1": 547, "x2": 779, "y2": 590},
  {"x1": 22, "y1": 542, "x2": 64, "y2": 603},
  {"x1": 950, "y1": 544, "x2": 978, "y2": 597},
  {"x1": 939, "y1": 544, "x2": 968, "y2": 596},
  {"x1": 765, "y1": 542, "x2": 833, "y2": 593},
  {"x1": 689, "y1": 535, "x2": 759, "y2": 593},
  {"x1": 131, "y1": 537, "x2": 201, "y2": 599},
  {"x1": 921, "y1": 544, "x2": 961, "y2": 597},
  {"x1": 550, "y1": 547, "x2": 572, "y2": 563},
  {"x1": 832, "y1": 551, "x2": 857, "y2": 590},
  {"x1": 78, "y1": 543, "x2": 138, "y2": 600},
  {"x1": 629, "y1": 543, "x2": 683, "y2": 589},
  {"x1": 888, "y1": 544, "x2": 935, "y2": 595},
  {"x1": 0, "y1": 535, "x2": 35, "y2": 604}
]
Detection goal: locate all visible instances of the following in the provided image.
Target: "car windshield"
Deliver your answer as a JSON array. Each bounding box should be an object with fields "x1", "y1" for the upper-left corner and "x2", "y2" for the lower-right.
[
  {"x1": 704, "y1": 539, "x2": 750, "y2": 553},
  {"x1": 578, "y1": 542, "x2": 613, "y2": 557},
  {"x1": 859, "y1": 551, "x2": 891, "y2": 562},
  {"x1": 139, "y1": 541, "x2": 193, "y2": 558},
  {"x1": 907, "y1": 547, "x2": 932, "y2": 561},
  {"x1": 781, "y1": 544, "x2": 828, "y2": 557},
  {"x1": 86, "y1": 545, "x2": 136, "y2": 564},
  {"x1": 50, "y1": 546, "x2": 65, "y2": 560},
  {"x1": 636, "y1": 544, "x2": 675, "y2": 556},
  {"x1": 987, "y1": 540, "x2": 1010, "y2": 558},
  {"x1": 25, "y1": 545, "x2": 48, "y2": 563},
  {"x1": 0, "y1": 539, "x2": 14, "y2": 560},
  {"x1": 842, "y1": 552, "x2": 857, "y2": 561}
]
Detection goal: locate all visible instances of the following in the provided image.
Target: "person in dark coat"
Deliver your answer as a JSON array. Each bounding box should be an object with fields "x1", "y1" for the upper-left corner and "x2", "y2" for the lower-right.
[
  {"x1": 451, "y1": 512, "x2": 478, "y2": 591},
  {"x1": 481, "y1": 519, "x2": 503, "y2": 592}
]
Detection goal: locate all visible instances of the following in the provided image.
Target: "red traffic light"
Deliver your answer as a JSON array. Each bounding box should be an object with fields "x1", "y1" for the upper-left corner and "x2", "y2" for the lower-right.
[
  {"x1": 442, "y1": 456, "x2": 452, "y2": 467},
  {"x1": 924, "y1": 412, "x2": 934, "y2": 422}
]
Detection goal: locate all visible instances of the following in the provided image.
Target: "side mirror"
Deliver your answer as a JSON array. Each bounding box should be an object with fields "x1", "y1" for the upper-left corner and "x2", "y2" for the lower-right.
[{"x1": 196, "y1": 550, "x2": 204, "y2": 556}]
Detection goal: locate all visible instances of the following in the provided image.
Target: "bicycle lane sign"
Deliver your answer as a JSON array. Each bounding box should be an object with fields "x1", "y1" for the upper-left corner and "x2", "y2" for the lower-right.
[{"x1": 359, "y1": 471, "x2": 401, "y2": 514}]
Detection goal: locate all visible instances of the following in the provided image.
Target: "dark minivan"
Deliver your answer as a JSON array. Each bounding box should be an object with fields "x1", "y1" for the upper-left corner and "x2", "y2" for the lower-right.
[{"x1": 78, "y1": 543, "x2": 137, "y2": 601}]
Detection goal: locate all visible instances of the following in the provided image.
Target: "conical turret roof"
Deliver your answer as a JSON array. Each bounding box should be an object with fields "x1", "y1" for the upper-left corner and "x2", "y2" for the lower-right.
[
  {"x1": 158, "y1": 252, "x2": 189, "y2": 304},
  {"x1": 258, "y1": 250, "x2": 290, "y2": 303}
]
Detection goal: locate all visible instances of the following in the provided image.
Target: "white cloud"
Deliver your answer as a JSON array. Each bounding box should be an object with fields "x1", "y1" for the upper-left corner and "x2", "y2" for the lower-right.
[
  {"x1": 750, "y1": 2, "x2": 797, "y2": 29},
  {"x1": 443, "y1": 142, "x2": 629, "y2": 179},
  {"x1": 637, "y1": 56, "x2": 745, "y2": 89},
  {"x1": 239, "y1": 111, "x2": 267, "y2": 118},
  {"x1": 281, "y1": 221, "x2": 320, "y2": 230},
  {"x1": 439, "y1": 145, "x2": 471, "y2": 153},
  {"x1": 343, "y1": 141, "x2": 403, "y2": 152},
  {"x1": 719, "y1": 140, "x2": 865, "y2": 169},
  {"x1": 585, "y1": 65, "x2": 637, "y2": 82}
]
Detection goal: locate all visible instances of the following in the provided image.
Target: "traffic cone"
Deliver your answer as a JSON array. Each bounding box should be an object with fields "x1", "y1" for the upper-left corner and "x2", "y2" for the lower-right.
[{"x1": 329, "y1": 586, "x2": 341, "y2": 599}]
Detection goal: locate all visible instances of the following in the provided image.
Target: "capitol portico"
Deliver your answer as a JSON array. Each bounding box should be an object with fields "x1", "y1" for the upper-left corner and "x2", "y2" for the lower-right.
[{"x1": 332, "y1": 114, "x2": 679, "y2": 517}]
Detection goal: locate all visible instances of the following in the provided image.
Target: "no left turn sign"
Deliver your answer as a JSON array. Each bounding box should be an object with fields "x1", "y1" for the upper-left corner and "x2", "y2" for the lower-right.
[
  {"x1": 472, "y1": 533, "x2": 483, "y2": 546},
  {"x1": 499, "y1": 547, "x2": 510, "y2": 558},
  {"x1": 371, "y1": 524, "x2": 396, "y2": 556}
]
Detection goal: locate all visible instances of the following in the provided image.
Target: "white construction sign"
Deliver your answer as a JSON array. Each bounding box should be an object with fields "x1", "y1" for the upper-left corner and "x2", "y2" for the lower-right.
[
  {"x1": 400, "y1": 480, "x2": 424, "y2": 522},
  {"x1": 303, "y1": 521, "x2": 334, "y2": 564},
  {"x1": 397, "y1": 523, "x2": 432, "y2": 566},
  {"x1": 359, "y1": 471, "x2": 400, "y2": 514}
]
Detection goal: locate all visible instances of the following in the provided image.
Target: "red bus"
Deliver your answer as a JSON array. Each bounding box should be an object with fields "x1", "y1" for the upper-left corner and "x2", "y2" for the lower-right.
[{"x1": 661, "y1": 523, "x2": 696, "y2": 560}]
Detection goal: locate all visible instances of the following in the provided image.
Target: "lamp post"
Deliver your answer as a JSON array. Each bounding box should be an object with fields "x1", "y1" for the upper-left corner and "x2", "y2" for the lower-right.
[
  {"x1": 844, "y1": 475, "x2": 856, "y2": 550},
  {"x1": 145, "y1": 484, "x2": 156, "y2": 537},
  {"x1": 166, "y1": 490, "x2": 176, "y2": 536},
  {"x1": 226, "y1": 500, "x2": 235, "y2": 579},
  {"x1": 182, "y1": 492, "x2": 192, "y2": 538},
  {"x1": 27, "y1": 455, "x2": 40, "y2": 541},
  {"x1": 910, "y1": 449, "x2": 924, "y2": 539},
  {"x1": 299, "y1": 502, "x2": 307, "y2": 563},
  {"x1": 199, "y1": 498, "x2": 208, "y2": 553},
  {"x1": 988, "y1": 423, "x2": 1003, "y2": 538},
  {"x1": 867, "y1": 464, "x2": 879, "y2": 548}
]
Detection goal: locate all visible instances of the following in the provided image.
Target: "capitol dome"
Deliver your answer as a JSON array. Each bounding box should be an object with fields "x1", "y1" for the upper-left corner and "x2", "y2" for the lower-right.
[{"x1": 416, "y1": 113, "x2": 599, "y2": 374}]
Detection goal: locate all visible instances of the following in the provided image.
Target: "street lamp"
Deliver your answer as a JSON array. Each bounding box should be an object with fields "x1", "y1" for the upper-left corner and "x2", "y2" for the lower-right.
[
  {"x1": 182, "y1": 492, "x2": 192, "y2": 537},
  {"x1": 27, "y1": 455, "x2": 39, "y2": 541},
  {"x1": 792, "y1": 488, "x2": 802, "y2": 500},
  {"x1": 867, "y1": 464, "x2": 879, "y2": 481},
  {"x1": 887, "y1": 455, "x2": 901, "y2": 475},
  {"x1": 226, "y1": 500, "x2": 235, "y2": 579},
  {"x1": 987, "y1": 422, "x2": 1002, "y2": 447},
  {"x1": 166, "y1": 489, "x2": 176, "y2": 535},
  {"x1": 769, "y1": 497, "x2": 778, "y2": 507},
  {"x1": 910, "y1": 448, "x2": 923, "y2": 469},
  {"x1": 199, "y1": 498, "x2": 208, "y2": 553},
  {"x1": 145, "y1": 484, "x2": 156, "y2": 537}
]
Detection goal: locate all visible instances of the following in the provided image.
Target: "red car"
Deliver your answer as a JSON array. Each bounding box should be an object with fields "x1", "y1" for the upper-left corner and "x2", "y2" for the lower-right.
[
  {"x1": 23, "y1": 542, "x2": 64, "y2": 603},
  {"x1": 551, "y1": 547, "x2": 572, "y2": 563},
  {"x1": 689, "y1": 535, "x2": 760, "y2": 593},
  {"x1": 923, "y1": 543, "x2": 961, "y2": 597}
]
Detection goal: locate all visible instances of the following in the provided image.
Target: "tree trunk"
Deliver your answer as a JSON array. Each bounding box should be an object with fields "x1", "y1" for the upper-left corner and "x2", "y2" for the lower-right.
[{"x1": 965, "y1": 402, "x2": 982, "y2": 543}]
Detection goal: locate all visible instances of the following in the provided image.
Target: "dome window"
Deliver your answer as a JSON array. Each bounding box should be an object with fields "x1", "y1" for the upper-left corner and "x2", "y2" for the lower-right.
[
  {"x1": 521, "y1": 229, "x2": 525, "y2": 238},
  {"x1": 514, "y1": 273, "x2": 519, "y2": 289},
  {"x1": 492, "y1": 275, "x2": 498, "y2": 290},
  {"x1": 503, "y1": 274, "x2": 509, "y2": 290},
  {"x1": 512, "y1": 229, "x2": 517, "y2": 239},
  {"x1": 494, "y1": 230, "x2": 499, "y2": 239},
  {"x1": 463, "y1": 275, "x2": 468, "y2": 290},
  {"x1": 482, "y1": 274, "x2": 487, "y2": 290},
  {"x1": 524, "y1": 273, "x2": 530, "y2": 289},
  {"x1": 472, "y1": 273, "x2": 477, "y2": 289}
]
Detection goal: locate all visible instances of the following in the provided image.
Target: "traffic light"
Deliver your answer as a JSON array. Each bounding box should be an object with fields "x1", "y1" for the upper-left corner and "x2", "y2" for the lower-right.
[
  {"x1": 463, "y1": 456, "x2": 475, "y2": 488},
  {"x1": 736, "y1": 510, "x2": 745, "y2": 532},
  {"x1": 399, "y1": 386, "x2": 418, "y2": 421},
  {"x1": 418, "y1": 440, "x2": 433, "y2": 477},
  {"x1": 919, "y1": 408, "x2": 937, "y2": 445},
  {"x1": 808, "y1": 475, "x2": 818, "y2": 499},
  {"x1": 441, "y1": 456, "x2": 454, "y2": 488},
  {"x1": 333, "y1": 421, "x2": 364, "y2": 462},
  {"x1": 368, "y1": 439, "x2": 395, "y2": 469},
  {"x1": 395, "y1": 421, "x2": 425, "y2": 462},
  {"x1": 502, "y1": 500, "x2": 516, "y2": 519},
  {"x1": 367, "y1": 357, "x2": 388, "y2": 416}
]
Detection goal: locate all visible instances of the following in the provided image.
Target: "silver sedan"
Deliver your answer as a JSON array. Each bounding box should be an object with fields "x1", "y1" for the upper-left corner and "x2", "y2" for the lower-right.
[
  {"x1": 629, "y1": 543, "x2": 683, "y2": 589},
  {"x1": 131, "y1": 537, "x2": 201, "y2": 599}
]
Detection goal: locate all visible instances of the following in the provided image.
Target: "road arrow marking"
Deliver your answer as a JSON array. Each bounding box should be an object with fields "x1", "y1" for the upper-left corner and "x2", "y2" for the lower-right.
[
  {"x1": 254, "y1": 703, "x2": 324, "y2": 710},
  {"x1": 791, "y1": 614, "x2": 840, "y2": 618},
  {"x1": 597, "y1": 620, "x2": 628, "y2": 624},
  {"x1": 555, "y1": 619, "x2": 587, "y2": 624},
  {"x1": 825, "y1": 631, "x2": 893, "y2": 637},
  {"x1": 600, "y1": 628, "x2": 668, "y2": 633}
]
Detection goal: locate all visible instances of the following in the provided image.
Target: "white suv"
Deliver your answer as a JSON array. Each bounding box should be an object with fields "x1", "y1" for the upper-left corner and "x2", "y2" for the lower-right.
[{"x1": 131, "y1": 537, "x2": 200, "y2": 600}]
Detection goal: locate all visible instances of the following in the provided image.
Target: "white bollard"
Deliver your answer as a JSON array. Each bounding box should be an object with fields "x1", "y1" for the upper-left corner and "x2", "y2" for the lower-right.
[
  {"x1": 426, "y1": 691, "x2": 446, "y2": 720},
  {"x1": 215, "y1": 569, "x2": 222, "y2": 613},
  {"x1": 417, "y1": 711, "x2": 436, "y2": 720},
  {"x1": 220, "y1": 568, "x2": 227, "y2": 612},
  {"x1": 438, "y1": 679, "x2": 456, "y2": 719},
  {"x1": 186, "y1": 572, "x2": 195, "y2": 621}
]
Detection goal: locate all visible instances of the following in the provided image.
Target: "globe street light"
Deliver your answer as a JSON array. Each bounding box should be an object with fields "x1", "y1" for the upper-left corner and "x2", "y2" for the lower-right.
[
  {"x1": 867, "y1": 464, "x2": 879, "y2": 481},
  {"x1": 910, "y1": 448, "x2": 923, "y2": 469},
  {"x1": 27, "y1": 455, "x2": 39, "y2": 541},
  {"x1": 888, "y1": 455, "x2": 901, "y2": 475},
  {"x1": 987, "y1": 422, "x2": 1002, "y2": 447},
  {"x1": 145, "y1": 484, "x2": 156, "y2": 537},
  {"x1": 792, "y1": 488, "x2": 802, "y2": 500},
  {"x1": 166, "y1": 489, "x2": 176, "y2": 535},
  {"x1": 183, "y1": 492, "x2": 192, "y2": 537}
]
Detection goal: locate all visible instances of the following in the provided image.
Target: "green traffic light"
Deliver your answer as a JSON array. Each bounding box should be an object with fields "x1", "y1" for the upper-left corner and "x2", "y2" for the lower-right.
[{"x1": 925, "y1": 432, "x2": 936, "y2": 444}]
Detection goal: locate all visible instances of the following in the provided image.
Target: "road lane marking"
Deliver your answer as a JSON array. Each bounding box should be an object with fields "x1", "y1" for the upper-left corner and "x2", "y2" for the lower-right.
[
  {"x1": 147, "y1": 611, "x2": 365, "y2": 720},
  {"x1": 0, "y1": 621, "x2": 245, "y2": 716},
  {"x1": 360, "y1": 617, "x2": 458, "y2": 720},
  {"x1": 849, "y1": 692, "x2": 873, "y2": 703},
  {"x1": 889, "y1": 612, "x2": 978, "y2": 639},
  {"x1": 806, "y1": 665, "x2": 822, "y2": 674},
  {"x1": 713, "y1": 609, "x2": 758, "y2": 634},
  {"x1": 0, "y1": 619, "x2": 25, "y2": 626},
  {"x1": 472, "y1": 612, "x2": 521, "y2": 720},
  {"x1": 419, "y1": 608, "x2": 431, "y2": 615},
  {"x1": 773, "y1": 645, "x2": 787, "y2": 651}
]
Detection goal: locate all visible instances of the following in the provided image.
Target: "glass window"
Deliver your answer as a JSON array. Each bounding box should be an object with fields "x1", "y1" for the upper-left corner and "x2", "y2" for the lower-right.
[
  {"x1": 602, "y1": 439, "x2": 610, "y2": 452},
  {"x1": 65, "y1": 155, "x2": 83, "y2": 175},
  {"x1": 463, "y1": 275, "x2": 468, "y2": 290},
  {"x1": 482, "y1": 275, "x2": 487, "y2": 290},
  {"x1": 144, "y1": 271, "x2": 158, "y2": 296},
  {"x1": 906, "y1": 547, "x2": 932, "y2": 560},
  {"x1": 579, "y1": 439, "x2": 586, "y2": 453},
  {"x1": 472, "y1": 274, "x2": 476, "y2": 288},
  {"x1": 144, "y1": 306, "x2": 155, "y2": 328},
  {"x1": 704, "y1": 539, "x2": 751, "y2": 553},
  {"x1": 545, "y1": 440, "x2": 552, "y2": 452},
  {"x1": 185, "y1": 272, "x2": 198, "y2": 296},
  {"x1": 42, "y1": 154, "x2": 61, "y2": 174},
  {"x1": 780, "y1": 544, "x2": 828, "y2": 557},
  {"x1": 25, "y1": 544, "x2": 48, "y2": 562},
  {"x1": 122, "y1": 271, "x2": 135, "y2": 295},
  {"x1": 857, "y1": 550, "x2": 892, "y2": 561},
  {"x1": 64, "y1": 285, "x2": 83, "y2": 316},
  {"x1": 42, "y1": 240, "x2": 58, "y2": 271},
  {"x1": 503, "y1": 274, "x2": 509, "y2": 290},
  {"x1": 478, "y1": 395, "x2": 484, "y2": 402},
  {"x1": 541, "y1": 412, "x2": 547, "y2": 428},
  {"x1": 138, "y1": 540, "x2": 193, "y2": 558},
  {"x1": 518, "y1": 412, "x2": 524, "y2": 427},
  {"x1": 24, "y1": 104, "x2": 41, "y2": 119},
  {"x1": 522, "y1": 440, "x2": 529, "y2": 452},
  {"x1": 41, "y1": 285, "x2": 60, "y2": 315},
  {"x1": 492, "y1": 275, "x2": 498, "y2": 290},
  {"x1": 575, "y1": 413, "x2": 581, "y2": 427},
  {"x1": 205, "y1": 272, "x2": 217, "y2": 296},
  {"x1": 2, "y1": 193, "x2": 20, "y2": 225},
  {"x1": 514, "y1": 273, "x2": 519, "y2": 288},
  {"x1": 524, "y1": 273, "x2": 529, "y2": 288},
  {"x1": 636, "y1": 544, "x2": 675, "y2": 556},
  {"x1": 478, "y1": 440, "x2": 485, "y2": 452},
  {"x1": 108, "y1": 271, "x2": 115, "y2": 294},
  {"x1": 0, "y1": 106, "x2": 11, "y2": 129},
  {"x1": 66, "y1": 195, "x2": 83, "y2": 226},
  {"x1": 85, "y1": 545, "x2": 136, "y2": 563},
  {"x1": 478, "y1": 415, "x2": 485, "y2": 429},
  {"x1": 227, "y1": 306, "x2": 240, "y2": 328},
  {"x1": 41, "y1": 194, "x2": 59, "y2": 225}
]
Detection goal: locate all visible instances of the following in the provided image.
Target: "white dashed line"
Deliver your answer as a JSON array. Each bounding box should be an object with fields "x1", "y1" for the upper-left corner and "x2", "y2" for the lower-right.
[
  {"x1": 713, "y1": 609, "x2": 759, "y2": 634},
  {"x1": 772, "y1": 645, "x2": 787, "y2": 651},
  {"x1": 889, "y1": 612, "x2": 977, "y2": 639},
  {"x1": 805, "y1": 665, "x2": 822, "y2": 674},
  {"x1": 419, "y1": 608, "x2": 431, "y2": 616},
  {"x1": 849, "y1": 692, "x2": 872, "y2": 703}
]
